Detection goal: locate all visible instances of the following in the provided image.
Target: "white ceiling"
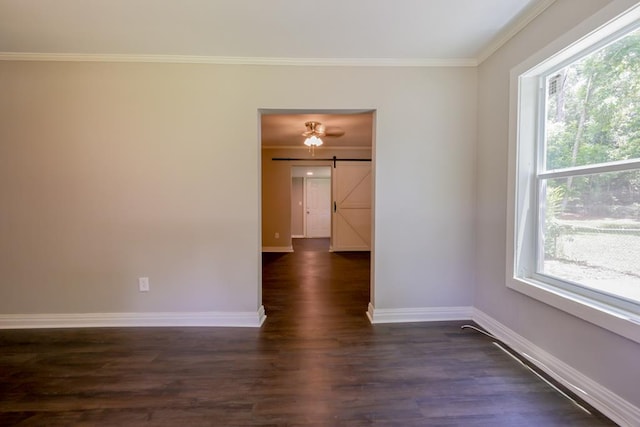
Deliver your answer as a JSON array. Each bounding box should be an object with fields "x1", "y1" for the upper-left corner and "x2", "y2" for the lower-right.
[{"x1": 0, "y1": 0, "x2": 549, "y2": 64}]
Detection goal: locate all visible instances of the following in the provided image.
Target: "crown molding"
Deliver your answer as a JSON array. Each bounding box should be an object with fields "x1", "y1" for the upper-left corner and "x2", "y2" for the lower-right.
[
  {"x1": 0, "y1": 52, "x2": 477, "y2": 67},
  {"x1": 476, "y1": 0, "x2": 557, "y2": 64}
]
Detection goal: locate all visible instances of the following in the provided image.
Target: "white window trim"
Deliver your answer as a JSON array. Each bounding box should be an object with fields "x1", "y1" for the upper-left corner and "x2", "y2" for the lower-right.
[{"x1": 506, "y1": 0, "x2": 640, "y2": 344}]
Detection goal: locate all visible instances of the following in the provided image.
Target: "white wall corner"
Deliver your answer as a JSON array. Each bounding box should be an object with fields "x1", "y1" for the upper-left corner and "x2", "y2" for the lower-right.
[
  {"x1": 472, "y1": 309, "x2": 640, "y2": 426},
  {"x1": 0, "y1": 307, "x2": 267, "y2": 329},
  {"x1": 476, "y1": 0, "x2": 557, "y2": 64},
  {"x1": 262, "y1": 246, "x2": 294, "y2": 253},
  {"x1": 366, "y1": 303, "x2": 473, "y2": 324}
]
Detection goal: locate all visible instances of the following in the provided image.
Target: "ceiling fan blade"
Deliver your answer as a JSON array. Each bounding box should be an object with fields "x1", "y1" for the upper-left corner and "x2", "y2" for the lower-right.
[
  {"x1": 300, "y1": 121, "x2": 345, "y2": 137},
  {"x1": 324, "y1": 126, "x2": 345, "y2": 137}
]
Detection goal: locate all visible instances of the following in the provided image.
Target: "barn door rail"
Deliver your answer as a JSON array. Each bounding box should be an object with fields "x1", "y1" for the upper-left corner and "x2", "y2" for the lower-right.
[{"x1": 271, "y1": 156, "x2": 371, "y2": 168}]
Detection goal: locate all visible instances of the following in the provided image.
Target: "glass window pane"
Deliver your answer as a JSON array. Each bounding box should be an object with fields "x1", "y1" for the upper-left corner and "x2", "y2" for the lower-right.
[
  {"x1": 538, "y1": 171, "x2": 640, "y2": 303},
  {"x1": 544, "y1": 27, "x2": 640, "y2": 171}
]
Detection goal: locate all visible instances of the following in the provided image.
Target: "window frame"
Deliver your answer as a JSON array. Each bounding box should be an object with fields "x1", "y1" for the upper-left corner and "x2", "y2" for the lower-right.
[{"x1": 507, "y1": 1, "x2": 640, "y2": 344}]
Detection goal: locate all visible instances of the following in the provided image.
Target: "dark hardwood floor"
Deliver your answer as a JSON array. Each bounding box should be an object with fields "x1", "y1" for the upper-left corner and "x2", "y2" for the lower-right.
[{"x1": 0, "y1": 238, "x2": 615, "y2": 426}]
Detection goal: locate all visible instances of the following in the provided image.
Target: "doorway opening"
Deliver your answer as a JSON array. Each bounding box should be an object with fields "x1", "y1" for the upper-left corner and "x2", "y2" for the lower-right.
[
  {"x1": 260, "y1": 109, "x2": 375, "y2": 321},
  {"x1": 291, "y1": 166, "x2": 331, "y2": 252}
]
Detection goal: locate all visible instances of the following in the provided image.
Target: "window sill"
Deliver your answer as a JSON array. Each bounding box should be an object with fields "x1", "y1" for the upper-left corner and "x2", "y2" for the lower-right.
[{"x1": 507, "y1": 276, "x2": 640, "y2": 344}]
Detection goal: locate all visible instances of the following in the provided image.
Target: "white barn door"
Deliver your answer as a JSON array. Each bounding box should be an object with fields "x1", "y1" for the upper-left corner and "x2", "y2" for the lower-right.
[{"x1": 332, "y1": 162, "x2": 372, "y2": 251}]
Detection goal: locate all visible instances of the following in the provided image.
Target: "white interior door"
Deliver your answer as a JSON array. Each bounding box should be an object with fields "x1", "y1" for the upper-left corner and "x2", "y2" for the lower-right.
[
  {"x1": 305, "y1": 178, "x2": 331, "y2": 237},
  {"x1": 332, "y1": 162, "x2": 372, "y2": 251}
]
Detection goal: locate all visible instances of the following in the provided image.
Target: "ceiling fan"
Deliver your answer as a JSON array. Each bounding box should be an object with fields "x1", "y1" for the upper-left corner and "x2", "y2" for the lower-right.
[
  {"x1": 302, "y1": 121, "x2": 346, "y2": 139},
  {"x1": 301, "y1": 121, "x2": 344, "y2": 155}
]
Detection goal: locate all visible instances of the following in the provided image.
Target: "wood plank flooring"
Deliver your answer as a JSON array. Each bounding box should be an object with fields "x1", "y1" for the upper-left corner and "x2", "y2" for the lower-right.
[{"x1": 0, "y1": 238, "x2": 615, "y2": 425}]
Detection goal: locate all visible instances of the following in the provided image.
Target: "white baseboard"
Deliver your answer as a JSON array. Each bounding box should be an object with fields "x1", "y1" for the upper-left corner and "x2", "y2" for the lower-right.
[
  {"x1": 0, "y1": 306, "x2": 267, "y2": 329},
  {"x1": 262, "y1": 246, "x2": 293, "y2": 253},
  {"x1": 367, "y1": 302, "x2": 473, "y2": 324},
  {"x1": 473, "y1": 309, "x2": 640, "y2": 427}
]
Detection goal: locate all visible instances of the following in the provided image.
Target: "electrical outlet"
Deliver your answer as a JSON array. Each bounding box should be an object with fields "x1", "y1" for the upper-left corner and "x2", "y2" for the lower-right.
[
  {"x1": 275, "y1": 232, "x2": 279, "y2": 239},
  {"x1": 138, "y1": 277, "x2": 150, "y2": 292}
]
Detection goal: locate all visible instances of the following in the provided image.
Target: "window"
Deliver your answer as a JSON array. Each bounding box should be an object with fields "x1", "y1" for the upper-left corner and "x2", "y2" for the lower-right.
[
  {"x1": 508, "y1": 4, "x2": 640, "y2": 343},
  {"x1": 537, "y1": 26, "x2": 640, "y2": 312}
]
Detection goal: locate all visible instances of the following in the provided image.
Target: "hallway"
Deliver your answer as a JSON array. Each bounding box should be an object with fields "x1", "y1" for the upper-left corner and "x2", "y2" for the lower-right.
[{"x1": 262, "y1": 238, "x2": 370, "y2": 334}]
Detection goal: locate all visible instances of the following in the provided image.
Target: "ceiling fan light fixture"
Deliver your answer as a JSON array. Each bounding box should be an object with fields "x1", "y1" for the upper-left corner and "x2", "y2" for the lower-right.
[
  {"x1": 303, "y1": 135, "x2": 323, "y2": 147},
  {"x1": 302, "y1": 121, "x2": 325, "y2": 155}
]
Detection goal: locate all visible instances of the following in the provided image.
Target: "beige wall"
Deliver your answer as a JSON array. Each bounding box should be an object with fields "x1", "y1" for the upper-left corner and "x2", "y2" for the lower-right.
[
  {"x1": 291, "y1": 177, "x2": 304, "y2": 237},
  {"x1": 0, "y1": 62, "x2": 477, "y2": 315},
  {"x1": 476, "y1": 0, "x2": 640, "y2": 408},
  {"x1": 1, "y1": 62, "x2": 263, "y2": 313}
]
